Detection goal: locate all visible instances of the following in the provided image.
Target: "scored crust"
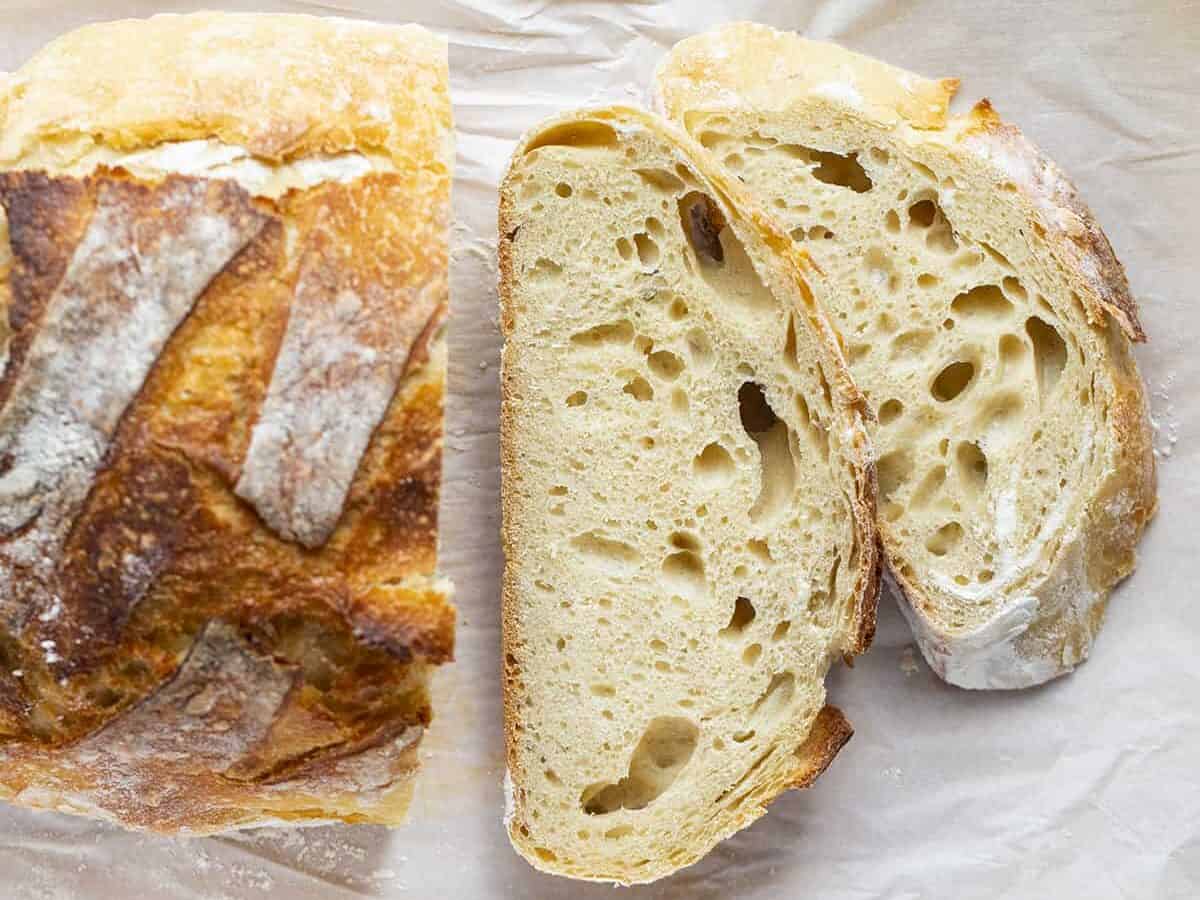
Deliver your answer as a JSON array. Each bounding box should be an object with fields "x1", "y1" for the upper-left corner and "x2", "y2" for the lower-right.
[
  {"x1": 498, "y1": 106, "x2": 879, "y2": 882},
  {"x1": 656, "y1": 22, "x2": 1157, "y2": 689},
  {"x1": 0, "y1": 13, "x2": 454, "y2": 832}
]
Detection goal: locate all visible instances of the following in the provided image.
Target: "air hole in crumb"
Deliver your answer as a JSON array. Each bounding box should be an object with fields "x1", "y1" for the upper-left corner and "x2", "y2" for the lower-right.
[
  {"x1": 926, "y1": 522, "x2": 964, "y2": 556},
  {"x1": 635, "y1": 167, "x2": 686, "y2": 193},
  {"x1": 661, "y1": 550, "x2": 707, "y2": 604},
  {"x1": 693, "y1": 442, "x2": 735, "y2": 488},
  {"x1": 678, "y1": 191, "x2": 726, "y2": 265},
  {"x1": 1001, "y1": 276, "x2": 1027, "y2": 300},
  {"x1": 572, "y1": 319, "x2": 633, "y2": 347},
  {"x1": 951, "y1": 284, "x2": 1013, "y2": 320},
  {"x1": 878, "y1": 399, "x2": 904, "y2": 424},
  {"x1": 570, "y1": 531, "x2": 640, "y2": 573},
  {"x1": 719, "y1": 597, "x2": 756, "y2": 639},
  {"x1": 808, "y1": 148, "x2": 872, "y2": 192},
  {"x1": 634, "y1": 233, "x2": 660, "y2": 270},
  {"x1": 738, "y1": 382, "x2": 796, "y2": 526},
  {"x1": 669, "y1": 298, "x2": 689, "y2": 320},
  {"x1": 782, "y1": 315, "x2": 801, "y2": 371},
  {"x1": 580, "y1": 717, "x2": 699, "y2": 814},
  {"x1": 737, "y1": 382, "x2": 777, "y2": 433},
  {"x1": 1026, "y1": 316, "x2": 1067, "y2": 398},
  {"x1": 622, "y1": 374, "x2": 654, "y2": 402},
  {"x1": 747, "y1": 539, "x2": 772, "y2": 562},
  {"x1": 555, "y1": 182, "x2": 573, "y2": 198},
  {"x1": 669, "y1": 531, "x2": 701, "y2": 552},
  {"x1": 566, "y1": 390, "x2": 587, "y2": 407},
  {"x1": 908, "y1": 199, "x2": 937, "y2": 227},
  {"x1": 526, "y1": 120, "x2": 618, "y2": 151},
  {"x1": 931, "y1": 361, "x2": 976, "y2": 402},
  {"x1": 648, "y1": 350, "x2": 685, "y2": 380},
  {"x1": 771, "y1": 621, "x2": 791, "y2": 641},
  {"x1": 742, "y1": 643, "x2": 763, "y2": 665}
]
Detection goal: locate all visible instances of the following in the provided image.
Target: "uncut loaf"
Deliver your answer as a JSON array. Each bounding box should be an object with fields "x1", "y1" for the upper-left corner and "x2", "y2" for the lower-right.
[{"x1": 0, "y1": 13, "x2": 453, "y2": 831}]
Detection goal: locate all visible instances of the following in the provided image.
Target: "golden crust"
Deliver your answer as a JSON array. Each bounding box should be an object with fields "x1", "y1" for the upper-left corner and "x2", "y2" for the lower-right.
[
  {"x1": 658, "y1": 24, "x2": 1156, "y2": 688},
  {"x1": 498, "y1": 106, "x2": 878, "y2": 882},
  {"x1": 0, "y1": 15, "x2": 452, "y2": 831},
  {"x1": 0, "y1": 12, "x2": 451, "y2": 167},
  {"x1": 654, "y1": 21, "x2": 959, "y2": 130}
]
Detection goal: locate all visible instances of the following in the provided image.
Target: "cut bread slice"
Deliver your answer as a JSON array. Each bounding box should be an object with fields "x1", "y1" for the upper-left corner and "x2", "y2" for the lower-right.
[
  {"x1": 499, "y1": 107, "x2": 879, "y2": 883},
  {"x1": 656, "y1": 23, "x2": 1157, "y2": 689}
]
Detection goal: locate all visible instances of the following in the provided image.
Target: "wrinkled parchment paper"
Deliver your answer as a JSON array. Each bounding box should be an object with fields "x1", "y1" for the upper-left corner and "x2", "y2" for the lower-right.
[{"x1": 1, "y1": 1, "x2": 1197, "y2": 897}]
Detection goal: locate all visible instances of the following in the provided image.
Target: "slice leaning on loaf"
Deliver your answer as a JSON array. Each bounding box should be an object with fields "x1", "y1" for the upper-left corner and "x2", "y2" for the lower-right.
[
  {"x1": 499, "y1": 107, "x2": 879, "y2": 883},
  {"x1": 656, "y1": 23, "x2": 1157, "y2": 689}
]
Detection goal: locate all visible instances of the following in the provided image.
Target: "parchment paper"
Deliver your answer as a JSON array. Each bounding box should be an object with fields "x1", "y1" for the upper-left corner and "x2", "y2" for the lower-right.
[{"x1": 1, "y1": 2, "x2": 1197, "y2": 897}]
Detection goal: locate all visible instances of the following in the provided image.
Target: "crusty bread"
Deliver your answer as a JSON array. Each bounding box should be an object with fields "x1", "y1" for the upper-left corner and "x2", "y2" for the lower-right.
[
  {"x1": 656, "y1": 23, "x2": 1156, "y2": 688},
  {"x1": 499, "y1": 106, "x2": 879, "y2": 882},
  {"x1": 0, "y1": 13, "x2": 453, "y2": 832}
]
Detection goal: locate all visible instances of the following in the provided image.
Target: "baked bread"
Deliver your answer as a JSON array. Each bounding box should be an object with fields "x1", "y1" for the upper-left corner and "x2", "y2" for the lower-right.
[
  {"x1": 499, "y1": 106, "x2": 879, "y2": 882},
  {"x1": 0, "y1": 13, "x2": 454, "y2": 832},
  {"x1": 656, "y1": 23, "x2": 1156, "y2": 688}
]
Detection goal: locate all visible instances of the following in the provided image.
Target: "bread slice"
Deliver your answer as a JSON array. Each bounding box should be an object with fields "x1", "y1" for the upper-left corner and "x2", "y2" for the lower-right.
[
  {"x1": 656, "y1": 23, "x2": 1157, "y2": 689},
  {"x1": 499, "y1": 107, "x2": 879, "y2": 883}
]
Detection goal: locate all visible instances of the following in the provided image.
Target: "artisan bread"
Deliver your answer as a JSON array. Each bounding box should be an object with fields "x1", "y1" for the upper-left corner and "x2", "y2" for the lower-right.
[
  {"x1": 499, "y1": 106, "x2": 878, "y2": 882},
  {"x1": 656, "y1": 23, "x2": 1156, "y2": 688},
  {"x1": 0, "y1": 13, "x2": 453, "y2": 831}
]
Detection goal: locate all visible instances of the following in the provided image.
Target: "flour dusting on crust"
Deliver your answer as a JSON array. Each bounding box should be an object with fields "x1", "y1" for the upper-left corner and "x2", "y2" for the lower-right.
[{"x1": 0, "y1": 173, "x2": 266, "y2": 633}]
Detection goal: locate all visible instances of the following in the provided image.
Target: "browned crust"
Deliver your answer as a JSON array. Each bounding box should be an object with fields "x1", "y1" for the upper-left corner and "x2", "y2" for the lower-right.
[
  {"x1": 0, "y1": 13, "x2": 450, "y2": 166},
  {"x1": 0, "y1": 17, "x2": 453, "y2": 830},
  {"x1": 497, "y1": 106, "x2": 878, "y2": 881},
  {"x1": 0, "y1": 165, "x2": 452, "y2": 829},
  {"x1": 962, "y1": 99, "x2": 1145, "y2": 342},
  {"x1": 783, "y1": 704, "x2": 853, "y2": 790}
]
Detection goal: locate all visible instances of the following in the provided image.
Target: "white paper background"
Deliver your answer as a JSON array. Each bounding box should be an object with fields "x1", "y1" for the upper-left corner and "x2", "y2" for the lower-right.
[{"x1": 1, "y1": 1, "x2": 1197, "y2": 897}]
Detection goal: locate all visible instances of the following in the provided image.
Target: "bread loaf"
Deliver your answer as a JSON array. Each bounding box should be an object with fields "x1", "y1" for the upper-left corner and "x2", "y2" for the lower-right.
[
  {"x1": 0, "y1": 13, "x2": 454, "y2": 831},
  {"x1": 656, "y1": 23, "x2": 1157, "y2": 688}
]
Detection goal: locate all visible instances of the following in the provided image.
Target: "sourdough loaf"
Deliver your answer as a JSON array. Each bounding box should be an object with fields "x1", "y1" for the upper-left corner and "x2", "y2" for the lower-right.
[{"x1": 0, "y1": 13, "x2": 453, "y2": 831}]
